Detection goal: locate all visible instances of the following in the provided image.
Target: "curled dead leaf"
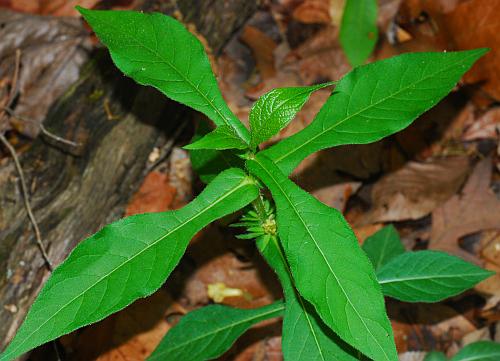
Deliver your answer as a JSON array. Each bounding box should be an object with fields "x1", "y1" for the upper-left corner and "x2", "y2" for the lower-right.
[{"x1": 367, "y1": 156, "x2": 470, "y2": 223}]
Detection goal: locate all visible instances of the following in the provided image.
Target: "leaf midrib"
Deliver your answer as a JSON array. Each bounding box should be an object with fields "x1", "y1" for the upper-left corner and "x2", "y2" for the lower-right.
[
  {"x1": 149, "y1": 302, "x2": 284, "y2": 359},
  {"x1": 272, "y1": 51, "x2": 480, "y2": 167},
  {"x1": 378, "y1": 272, "x2": 489, "y2": 284},
  {"x1": 87, "y1": 11, "x2": 247, "y2": 142},
  {"x1": 269, "y1": 236, "x2": 326, "y2": 361},
  {"x1": 254, "y1": 157, "x2": 391, "y2": 361},
  {"x1": 4, "y1": 178, "x2": 252, "y2": 359}
]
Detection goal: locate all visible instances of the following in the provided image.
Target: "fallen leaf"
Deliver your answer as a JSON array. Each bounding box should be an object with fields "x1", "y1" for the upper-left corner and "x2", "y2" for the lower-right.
[
  {"x1": 475, "y1": 231, "x2": 500, "y2": 297},
  {"x1": 240, "y1": 25, "x2": 277, "y2": 81},
  {"x1": 292, "y1": 0, "x2": 331, "y2": 24},
  {"x1": 392, "y1": 0, "x2": 500, "y2": 102},
  {"x1": 312, "y1": 181, "x2": 361, "y2": 211},
  {"x1": 283, "y1": 25, "x2": 350, "y2": 85},
  {"x1": 125, "y1": 171, "x2": 177, "y2": 216},
  {"x1": 462, "y1": 327, "x2": 491, "y2": 345},
  {"x1": 367, "y1": 156, "x2": 470, "y2": 223},
  {"x1": 388, "y1": 301, "x2": 477, "y2": 353},
  {"x1": 463, "y1": 108, "x2": 500, "y2": 141},
  {"x1": 172, "y1": 225, "x2": 280, "y2": 310},
  {"x1": 439, "y1": 0, "x2": 500, "y2": 101},
  {"x1": 430, "y1": 158, "x2": 500, "y2": 261},
  {"x1": 398, "y1": 352, "x2": 425, "y2": 361},
  {"x1": 60, "y1": 289, "x2": 173, "y2": 361},
  {"x1": 0, "y1": 10, "x2": 90, "y2": 137}
]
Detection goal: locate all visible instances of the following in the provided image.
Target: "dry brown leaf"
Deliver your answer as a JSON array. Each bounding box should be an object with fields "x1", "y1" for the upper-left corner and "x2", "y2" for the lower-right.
[
  {"x1": 60, "y1": 289, "x2": 173, "y2": 361},
  {"x1": 463, "y1": 108, "x2": 500, "y2": 141},
  {"x1": 312, "y1": 181, "x2": 361, "y2": 211},
  {"x1": 475, "y1": 231, "x2": 500, "y2": 297},
  {"x1": 176, "y1": 225, "x2": 280, "y2": 310},
  {"x1": 462, "y1": 327, "x2": 491, "y2": 345},
  {"x1": 240, "y1": 25, "x2": 277, "y2": 81},
  {"x1": 430, "y1": 158, "x2": 500, "y2": 260},
  {"x1": 283, "y1": 26, "x2": 350, "y2": 85},
  {"x1": 0, "y1": 10, "x2": 90, "y2": 137},
  {"x1": 398, "y1": 352, "x2": 426, "y2": 361},
  {"x1": 393, "y1": 0, "x2": 500, "y2": 101},
  {"x1": 125, "y1": 171, "x2": 177, "y2": 216},
  {"x1": 367, "y1": 156, "x2": 470, "y2": 223},
  {"x1": 388, "y1": 301, "x2": 477, "y2": 353},
  {"x1": 439, "y1": 0, "x2": 500, "y2": 101},
  {"x1": 329, "y1": 0, "x2": 346, "y2": 26},
  {"x1": 292, "y1": 0, "x2": 331, "y2": 24}
]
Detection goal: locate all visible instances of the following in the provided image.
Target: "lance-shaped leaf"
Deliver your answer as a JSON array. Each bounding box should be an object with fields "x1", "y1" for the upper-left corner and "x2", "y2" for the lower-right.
[
  {"x1": 0, "y1": 168, "x2": 258, "y2": 361},
  {"x1": 148, "y1": 301, "x2": 284, "y2": 361},
  {"x1": 261, "y1": 49, "x2": 488, "y2": 175},
  {"x1": 247, "y1": 155, "x2": 397, "y2": 361},
  {"x1": 377, "y1": 250, "x2": 494, "y2": 303},
  {"x1": 184, "y1": 126, "x2": 248, "y2": 150},
  {"x1": 77, "y1": 7, "x2": 249, "y2": 145},
  {"x1": 451, "y1": 341, "x2": 500, "y2": 361},
  {"x1": 362, "y1": 225, "x2": 405, "y2": 271},
  {"x1": 188, "y1": 122, "x2": 243, "y2": 183},
  {"x1": 340, "y1": 0, "x2": 378, "y2": 67},
  {"x1": 257, "y1": 235, "x2": 362, "y2": 361},
  {"x1": 249, "y1": 83, "x2": 334, "y2": 149}
]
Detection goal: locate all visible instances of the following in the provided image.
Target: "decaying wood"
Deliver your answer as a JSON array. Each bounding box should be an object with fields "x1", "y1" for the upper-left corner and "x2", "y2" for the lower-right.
[{"x1": 0, "y1": 0, "x2": 256, "y2": 348}]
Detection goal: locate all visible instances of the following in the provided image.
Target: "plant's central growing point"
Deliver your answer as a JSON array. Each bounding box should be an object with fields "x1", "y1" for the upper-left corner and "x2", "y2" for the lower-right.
[{"x1": 262, "y1": 216, "x2": 277, "y2": 236}]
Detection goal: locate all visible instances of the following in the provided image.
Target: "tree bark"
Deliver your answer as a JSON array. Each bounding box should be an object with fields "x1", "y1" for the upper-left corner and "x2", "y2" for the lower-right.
[{"x1": 0, "y1": 0, "x2": 256, "y2": 348}]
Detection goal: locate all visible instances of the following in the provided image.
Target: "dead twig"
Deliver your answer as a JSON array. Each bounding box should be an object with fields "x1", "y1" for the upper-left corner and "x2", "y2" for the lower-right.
[
  {"x1": 0, "y1": 132, "x2": 53, "y2": 271},
  {"x1": 2, "y1": 106, "x2": 80, "y2": 148},
  {"x1": 0, "y1": 48, "x2": 53, "y2": 271}
]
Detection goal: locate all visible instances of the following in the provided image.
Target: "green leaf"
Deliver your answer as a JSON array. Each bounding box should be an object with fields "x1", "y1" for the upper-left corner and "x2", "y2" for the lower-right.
[
  {"x1": 261, "y1": 49, "x2": 488, "y2": 175},
  {"x1": 0, "y1": 168, "x2": 258, "y2": 361},
  {"x1": 362, "y1": 225, "x2": 405, "y2": 271},
  {"x1": 257, "y1": 235, "x2": 362, "y2": 361},
  {"x1": 424, "y1": 351, "x2": 448, "y2": 361},
  {"x1": 148, "y1": 301, "x2": 284, "y2": 361},
  {"x1": 249, "y1": 83, "x2": 334, "y2": 149},
  {"x1": 247, "y1": 154, "x2": 397, "y2": 361},
  {"x1": 189, "y1": 122, "x2": 243, "y2": 183},
  {"x1": 340, "y1": 0, "x2": 378, "y2": 67},
  {"x1": 451, "y1": 341, "x2": 500, "y2": 361},
  {"x1": 77, "y1": 7, "x2": 250, "y2": 144},
  {"x1": 377, "y1": 250, "x2": 494, "y2": 303},
  {"x1": 184, "y1": 126, "x2": 247, "y2": 150}
]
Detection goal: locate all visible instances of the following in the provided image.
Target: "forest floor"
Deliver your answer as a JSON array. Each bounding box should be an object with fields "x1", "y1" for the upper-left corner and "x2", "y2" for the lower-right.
[{"x1": 0, "y1": 0, "x2": 499, "y2": 360}]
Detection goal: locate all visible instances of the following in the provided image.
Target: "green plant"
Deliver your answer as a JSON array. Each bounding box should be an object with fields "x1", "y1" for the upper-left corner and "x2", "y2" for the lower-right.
[
  {"x1": 423, "y1": 341, "x2": 500, "y2": 361},
  {"x1": 0, "y1": 8, "x2": 493, "y2": 361},
  {"x1": 340, "y1": 0, "x2": 378, "y2": 67}
]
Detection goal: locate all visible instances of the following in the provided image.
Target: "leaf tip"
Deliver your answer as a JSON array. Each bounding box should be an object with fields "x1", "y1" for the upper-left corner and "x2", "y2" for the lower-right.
[{"x1": 75, "y1": 5, "x2": 87, "y2": 15}]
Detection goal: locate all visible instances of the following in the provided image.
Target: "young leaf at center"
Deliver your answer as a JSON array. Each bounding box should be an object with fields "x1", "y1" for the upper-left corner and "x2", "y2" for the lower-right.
[
  {"x1": 247, "y1": 154, "x2": 398, "y2": 361},
  {"x1": 249, "y1": 83, "x2": 334, "y2": 149}
]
